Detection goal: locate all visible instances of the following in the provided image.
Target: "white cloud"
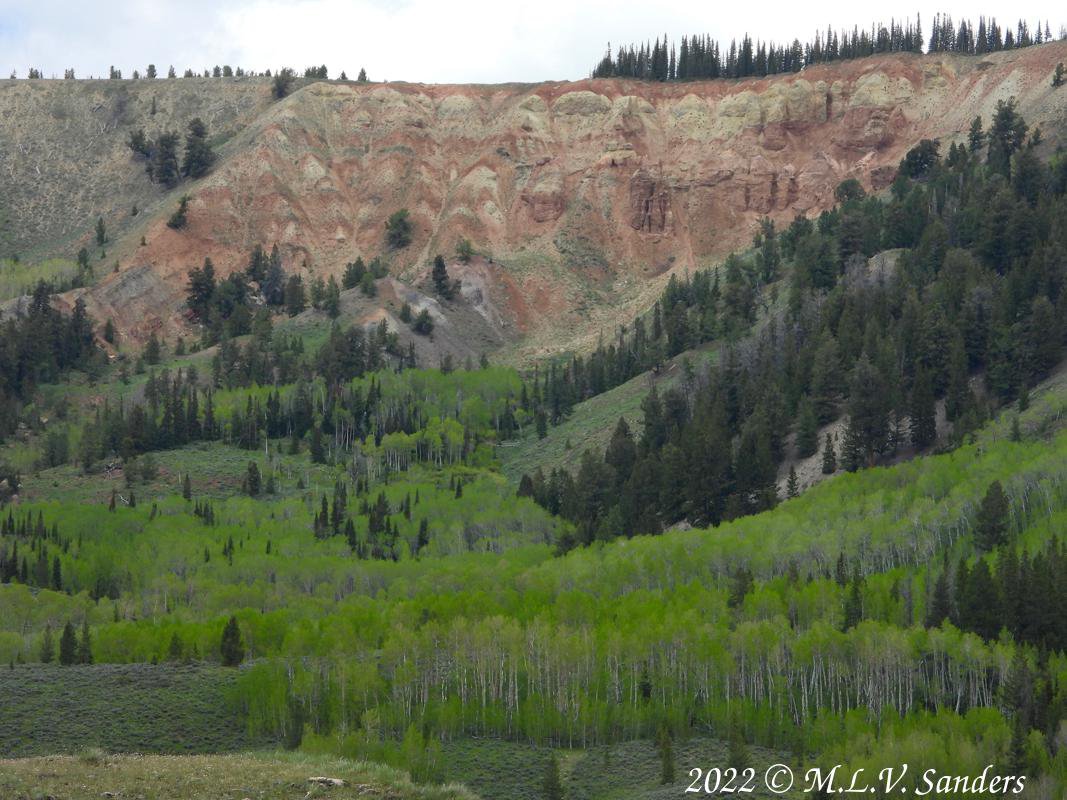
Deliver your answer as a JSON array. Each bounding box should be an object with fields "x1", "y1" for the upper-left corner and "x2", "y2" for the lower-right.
[{"x1": 1, "y1": 0, "x2": 1064, "y2": 82}]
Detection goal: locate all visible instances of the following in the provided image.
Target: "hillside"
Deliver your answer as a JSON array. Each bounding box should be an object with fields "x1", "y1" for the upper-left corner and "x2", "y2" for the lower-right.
[
  {"x1": 3, "y1": 42, "x2": 1066, "y2": 357},
  {"x1": 0, "y1": 752, "x2": 477, "y2": 800},
  {"x1": 0, "y1": 663, "x2": 274, "y2": 756}
]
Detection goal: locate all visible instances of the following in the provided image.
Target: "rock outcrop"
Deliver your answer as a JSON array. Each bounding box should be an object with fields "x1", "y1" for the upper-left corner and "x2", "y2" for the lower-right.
[{"x1": 3, "y1": 42, "x2": 1066, "y2": 358}]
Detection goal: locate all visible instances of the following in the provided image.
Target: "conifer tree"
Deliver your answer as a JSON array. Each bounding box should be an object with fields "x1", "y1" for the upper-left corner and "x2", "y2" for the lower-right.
[
  {"x1": 166, "y1": 196, "x2": 189, "y2": 229},
  {"x1": 182, "y1": 473, "x2": 192, "y2": 500},
  {"x1": 285, "y1": 275, "x2": 307, "y2": 316},
  {"x1": 324, "y1": 276, "x2": 341, "y2": 318},
  {"x1": 657, "y1": 725, "x2": 675, "y2": 783},
  {"x1": 795, "y1": 396, "x2": 818, "y2": 457},
  {"x1": 786, "y1": 465, "x2": 799, "y2": 498},
  {"x1": 220, "y1": 615, "x2": 245, "y2": 666},
  {"x1": 310, "y1": 425, "x2": 326, "y2": 464},
  {"x1": 968, "y1": 116, "x2": 985, "y2": 153},
  {"x1": 144, "y1": 332, "x2": 162, "y2": 365},
  {"x1": 431, "y1": 255, "x2": 453, "y2": 299},
  {"x1": 385, "y1": 209, "x2": 413, "y2": 250},
  {"x1": 168, "y1": 632, "x2": 184, "y2": 662},
  {"x1": 976, "y1": 480, "x2": 1009, "y2": 550},
  {"x1": 245, "y1": 462, "x2": 261, "y2": 496},
  {"x1": 926, "y1": 567, "x2": 951, "y2": 628},
  {"x1": 152, "y1": 131, "x2": 181, "y2": 187},
  {"x1": 820, "y1": 433, "x2": 836, "y2": 474},
  {"x1": 842, "y1": 575, "x2": 863, "y2": 630},
  {"x1": 542, "y1": 752, "x2": 563, "y2": 800},
  {"x1": 727, "y1": 715, "x2": 751, "y2": 771},
  {"x1": 58, "y1": 621, "x2": 77, "y2": 665},
  {"x1": 39, "y1": 625, "x2": 54, "y2": 663},
  {"x1": 412, "y1": 309, "x2": 434, "y2": 335},
  {"x1": 181, "y1": 118, "x2": 215, "y2": 178},
  {"x1": 909, "y1": 368, "x2": 937, "y2": 449},
  {"x1": 272, "y1": 68, "x2": 295, "y2": 99},
  {"x1": 359, "y1": 271, "x2": 377, "y2": 298},
  {"x1": 77, "y1": 619, "x2": 92, "y2": 664}
]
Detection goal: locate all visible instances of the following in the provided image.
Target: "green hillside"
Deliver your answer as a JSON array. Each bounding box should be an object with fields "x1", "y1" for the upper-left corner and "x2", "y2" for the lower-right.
[
  {"x1": 0, "y1": 663, "x2": 273, "y2": 756},
  {"x1": 3, "y1": 98, "x2": 1067, "y2": 798},
  {"x1": 0, "y1": 752, "x2": 476, "y2": 800}
]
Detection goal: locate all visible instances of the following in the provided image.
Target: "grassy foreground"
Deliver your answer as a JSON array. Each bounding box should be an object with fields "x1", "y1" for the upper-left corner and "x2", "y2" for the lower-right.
[
  {"x1": 0, "y1": 752, "x2": 478, "y2": 800},
  {"x1": 0, "y1": 663, "x2": 274, "y2": 757}
]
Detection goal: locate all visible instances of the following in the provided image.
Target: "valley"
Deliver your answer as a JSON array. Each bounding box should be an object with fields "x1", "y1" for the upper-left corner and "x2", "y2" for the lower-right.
[{"x1": 2, "y1": 15, "x2": 1067, "y2": 800}]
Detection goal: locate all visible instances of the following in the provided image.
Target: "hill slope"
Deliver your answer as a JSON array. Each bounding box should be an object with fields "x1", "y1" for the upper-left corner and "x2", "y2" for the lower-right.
[{"x1": 3, "y1": 43, "x2": 1066, "y2": 357}]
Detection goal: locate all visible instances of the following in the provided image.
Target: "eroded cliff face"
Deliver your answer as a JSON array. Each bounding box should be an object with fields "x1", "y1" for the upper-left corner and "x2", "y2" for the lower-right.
[{"x1": 7, "y1": 42, "x2": 1067, "y2": 358}]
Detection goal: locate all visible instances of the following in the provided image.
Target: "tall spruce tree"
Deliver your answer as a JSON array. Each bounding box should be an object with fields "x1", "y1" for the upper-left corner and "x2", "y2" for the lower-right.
[
  {"x1": 657, "y1": 725, "x2": 675, "y2": 784},
  {"x1": 795, "y1": 396, "x2": 819, "y2": 457},
  {"x1": 975, "y1": 480, "x2": 1009, "y2": 550},
  {"x1": 77, "y1": 619, "x2": 92, "y2": 664},
  {"x1": 39, "y1": 625, "x2": 54, "y2": 663},
  {"x1": 58, "y1": 621, "x2": 77, "y2": 665},
  {"x1": 909, "y1": 368, "x2": 937, "y2": 448},
  {"x1": 220, "y1": 615, "x2": 245, "y2": 666},
  {"x1": 542, "y1": 752, "x2": 564, "y2": 800},
  {"x1": 181, "y1": 118, "x2": 215, "y2": 178},
  {"x1": 431, "y1": 255, "x2": 453, "y2": 299}
]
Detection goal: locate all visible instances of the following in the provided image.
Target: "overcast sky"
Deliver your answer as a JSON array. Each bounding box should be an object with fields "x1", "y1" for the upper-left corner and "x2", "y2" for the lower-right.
[{"x1": 2, "y1": 1, "x2": 1064, "y2": 84}]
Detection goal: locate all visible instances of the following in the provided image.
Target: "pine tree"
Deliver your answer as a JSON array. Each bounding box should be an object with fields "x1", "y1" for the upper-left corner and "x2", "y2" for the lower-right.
[
  {"x1": 456, "y1": 237, "x2": 474, "y2": 263},
  {"x1": 926, "y1": 567, "x2": 951, "y2": 628},
  {"x1": 820, "y1": 433, "x2": 836, "y2": 474},
  {"x1": 431, "y1": 255, "x2": 453, "y2": 299},
  {"x1": 220, "y1": 615, "x2": 245, "y2": 666},
  {"x1": 144, "y1": 333, "x2": 162, "y2": 365},
  {"x1": 727, "y1": 715, "x2": 751, "y2": 771},
  {"x1": 657, "y1": 725, "x2": 675, "y2": 784},
  {"x1": 536, "y1": 410, "x2": 548, "y2": 440},
  {"x1": 385, "y1": 209, "x2": 413, "y2": 250},
  {"x1": 166, "y1": 196, "x2": 189, "y2": 229},
  {"x1": 975, "y1": 480, "x2": 1009, "y2": 550},
  {"x1": 39, "y1": 625, "x2": 54, "y2": 663},
  {"x1": 542, "y1": 752, "x2": 564, "y2": 800},
  {"x1": 786, "y1": 465, "x2": 799, "y2": 498},
  {"x1": 152, "y1": 131, "x2": 181, "y2": 187},
  {"x1": 181, "y1": 118, "x2": 215, "y2": 178},
  {"x1": 412, "y1": 309, "x2": 434, "y2": 335},
  {"x1": 968, "y1": 116, "x2": 985, "y2": 153},
  {"x1": 284, "y1": 275, "x2": 307, "y2": 316},
  {"x1": 95, "y1": 217, "x2": 107, "y2": 246},
  {"x1": 272, "y1": 68, "x2": 295, "y2": 99},
  {"x1": 846, "y1": 355, "x2": 890, "y2": 466},
  {"x1": 310, "y1": 425, "x2": 326, "y2": 464},
  {"x1": 245, "y1": 462, "x2": 261, "y2": 496},
  {"x1": 168, "y1": 632, "x2": 184, "y2": 662},
  {"x1": 909, "y1": 368, "x2": 937, "y2": 448},
  {"x1": 77, "y1": 619, "x2": 92, "y2": 664},
  {"x1": 182, "y1": 473, "x2": 192, "y2": 500},
  {"x1": 842, "y1": 575, "x2": 863, "y2": 630},
  {"x1": 58, "y1": 621, "x2": 77, "y2": 665},
  {"x1": 795, "y1": 396, "x2": 819, "y2": 457},
  {"x1": 324, "y1": 276, "x2": 341, "y2": 318}
]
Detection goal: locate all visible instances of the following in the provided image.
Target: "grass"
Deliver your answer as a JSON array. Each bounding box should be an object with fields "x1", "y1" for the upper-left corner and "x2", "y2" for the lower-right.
[
  {"x1": 440, "y1": 736, "x2": 801, "y2": 800},
  {"x1": 0, "y1": 751, "x2": 478, "y2": 800},
  {"x1": 498, "y1": 348, "x2": 714, "y2": 482},
  {"x1": 0, "y1": 257, "x2": 83, "y2": 301},
  {"x1": 12, "y1": 436, "x2": 357, "y2": 506},
  {"x1": 0, "y1": 663, "x2": 275, "y2": 757}
]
